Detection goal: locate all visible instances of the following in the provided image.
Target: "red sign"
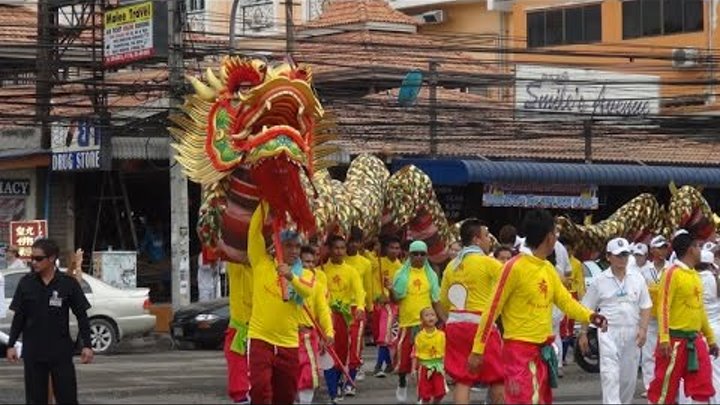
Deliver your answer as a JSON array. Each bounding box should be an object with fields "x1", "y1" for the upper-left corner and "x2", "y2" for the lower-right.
[{"x1": 10, "y1": 220, "x2": 48, "y2": 259}]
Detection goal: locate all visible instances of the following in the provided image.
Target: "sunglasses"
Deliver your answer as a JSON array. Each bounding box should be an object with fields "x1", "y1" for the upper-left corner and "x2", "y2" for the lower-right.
[
  {"x1": 30, "y1": 255, "x2": 48, "y2": 262},
  {"x1": 410, "y1": 252, "x2": 427, "y2": 257}
]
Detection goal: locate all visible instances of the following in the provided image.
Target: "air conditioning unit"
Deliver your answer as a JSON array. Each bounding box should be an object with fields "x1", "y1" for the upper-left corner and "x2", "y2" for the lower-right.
[
  {"x1": 414, "y1": 10, "x2": 445, "y2": 25},
  {"x1": 672, "y1": 48, "x2": 701, "y2": 69}
]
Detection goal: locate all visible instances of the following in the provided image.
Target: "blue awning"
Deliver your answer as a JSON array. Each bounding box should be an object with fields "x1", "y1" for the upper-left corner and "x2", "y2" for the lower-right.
[{"x1": 391, "y1": 159, "x2": 720, "y2": 187}]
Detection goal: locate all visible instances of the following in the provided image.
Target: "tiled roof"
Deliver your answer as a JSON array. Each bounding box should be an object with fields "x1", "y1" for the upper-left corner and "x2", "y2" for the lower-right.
[
  {"x1": 0, "y1": 5, "x2": 37, "y2": 45},
  {"x1": 304, "y1": 0, "x2": 418, "y2": 29},
  {"x1": 327, "y1": 87, "x2": 720, "y2": 166}
]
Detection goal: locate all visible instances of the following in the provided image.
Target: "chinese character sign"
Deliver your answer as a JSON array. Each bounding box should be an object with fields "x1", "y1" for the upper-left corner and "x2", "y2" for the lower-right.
[{"x1": 10, "y1": 220, "x2": 48, "y2": 259}]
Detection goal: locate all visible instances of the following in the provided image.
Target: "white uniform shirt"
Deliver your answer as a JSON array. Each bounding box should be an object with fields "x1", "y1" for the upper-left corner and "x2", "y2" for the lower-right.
[
  {"x1": 640, "y1": 260, "x2": 670, "y2": 285},
  {"x1": 582, "y1": 268, "x2": 652, "y2": 327},
  {"x1": 699, "y1": 270, "x2": 720, "y2": 327}
]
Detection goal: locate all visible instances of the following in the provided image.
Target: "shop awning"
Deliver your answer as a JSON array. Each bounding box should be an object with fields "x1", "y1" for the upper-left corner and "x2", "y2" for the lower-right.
[{"x1": 391, "y1": 158, "x2": 720, "y2": 187}]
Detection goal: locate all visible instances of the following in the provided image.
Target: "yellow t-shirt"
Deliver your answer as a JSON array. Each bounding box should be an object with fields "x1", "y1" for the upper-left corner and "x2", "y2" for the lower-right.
[
  {"x1": 345, "y1": 254, "x2": 373, "y2": 310},
  {"x1": 397, "y1": 266, "x2": 432, "y2": 328},
  {"x1": 323, "y1": 261, "x2": 366, "y2": 311},
  {"x1": 247, "y1": 202, "x2": 315, "y2": 348},
  {"x1": 440, "y1": 253, "x2": 503, "y2": 313},
  {"x1": 472, "y1": 254, "x2": 593, "y2": 354},
  {"x1": 657, "y1": 264, "x2": 715, "y2": 344},
  {"x1": 299, "y1": 270, "x2": 334, "y2": 338},
  {"x1": 568, "y1": 256, "x2": 585, "y2": 299},
  {"x1": 227, "y1": 262, "x2": 253, "y2": 323},
  {"x1": 645, "y1": 263, "x2": 666, "y2": 320},
  {"x1": 414, "y1": 328, "x2": 445, "y2": 361}
]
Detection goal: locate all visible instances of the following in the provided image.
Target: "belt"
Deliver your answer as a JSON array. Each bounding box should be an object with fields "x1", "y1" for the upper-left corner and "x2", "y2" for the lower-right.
[
  {"x1": 447, "y1": 310, "x2": 482, "y2": 324},
  {"x1": 418, "y1": 358, "x2": 444, "y2": 376},
  {"x1": 670, "y1": 329, "x2": 699, "y2": 372}
]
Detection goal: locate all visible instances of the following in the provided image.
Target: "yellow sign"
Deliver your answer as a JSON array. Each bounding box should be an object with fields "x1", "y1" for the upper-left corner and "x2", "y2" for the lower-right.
[{"x1": 105, "y1": 2, "x2": 153, "y2": 30}]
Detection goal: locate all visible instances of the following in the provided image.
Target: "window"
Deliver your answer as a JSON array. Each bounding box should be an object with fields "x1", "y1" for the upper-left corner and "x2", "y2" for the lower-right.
[
  {"x1": 4, "y1": 273, "x2": 23, "y2": 298},
  {"x1": 526, "y1": 4, "x2": 602, "y2": 48},
  {"x1": 187, "y1": 0, "x2": 205, "y2": 13},
  {"x1": 622, "y1": 0, "x2": 703, "y2": 39},
  {"x1": 80, "y1": 278, "x2": 92, "y2": 294}
]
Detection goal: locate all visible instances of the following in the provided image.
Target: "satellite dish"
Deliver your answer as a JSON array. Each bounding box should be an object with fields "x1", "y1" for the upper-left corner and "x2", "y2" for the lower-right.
[{"x1": 397, "y1": 70, "x2": 423, "y2": 106}]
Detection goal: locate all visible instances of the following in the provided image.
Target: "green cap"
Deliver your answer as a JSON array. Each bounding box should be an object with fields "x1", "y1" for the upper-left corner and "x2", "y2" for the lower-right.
[{"x1": 409, "y1": 240, "x2": 428, "y2": 253}]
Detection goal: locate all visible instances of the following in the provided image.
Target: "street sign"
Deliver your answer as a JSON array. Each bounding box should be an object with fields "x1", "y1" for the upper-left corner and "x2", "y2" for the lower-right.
[
  {"x1": 0, "y1": 179, "x2": 30, "y2": 197},
  {"x1": 103, "y1": 1, "x2": 168, "y2": 67},
  {"x1": 10, "y1": 220, "x2": 48, "y2": 259}
]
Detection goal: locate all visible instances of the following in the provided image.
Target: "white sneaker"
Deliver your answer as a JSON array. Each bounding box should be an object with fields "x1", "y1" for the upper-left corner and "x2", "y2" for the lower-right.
[
  {"x1": 356, "y1": 368, "x2": 366, "y2": 381},
  {"x1": 344, "y1": 386, "x2": 357, "y2": 397},
  {"x1": 396, "y1": 386, "x2": 408, "y2": 403}
]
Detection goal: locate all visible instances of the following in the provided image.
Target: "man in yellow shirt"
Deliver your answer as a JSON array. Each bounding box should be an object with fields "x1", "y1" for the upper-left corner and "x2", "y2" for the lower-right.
[
  {"x1": 648, "y1": 232, "x2": 719, "y2": 404},
  {"x1": 224, "y1": 256, "x2": 253, "y2": 404},
  {"x1": 297, "y1": 246, "x2": 334, "y2": 405},
  {"x1": 391, "y1": 240, "x2": 441, "y2": 403},
  {"x1": 469, "y1": 209, "x2": 607, "y2": 404},
  {"x1": 345, "y1": 227, "x2": 373, "y2": 386},
  {"x1": 322, "y1": 234, "x2": 365, "y2": 402},
  {"x1": 440, "y1": 219, "x2": 503, "y2": 405},
  {"x1": 372, "y1": 236, "x2": 402, "y2": 378},
  {"x1": 246, "y1": 201, "x2": 316, "y2": 405}
]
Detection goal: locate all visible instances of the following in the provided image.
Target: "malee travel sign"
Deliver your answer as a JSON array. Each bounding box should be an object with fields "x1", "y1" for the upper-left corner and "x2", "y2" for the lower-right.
[
  {"x1": 104, "y1": 1, "x2": 154, "y2": 66},
  {"x1": 515, "y1": 65, "x2": 660, "y2": 118}
]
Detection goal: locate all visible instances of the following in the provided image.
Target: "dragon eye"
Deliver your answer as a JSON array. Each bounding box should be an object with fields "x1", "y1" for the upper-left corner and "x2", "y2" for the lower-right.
[{"x1": 258, "y1": 63, "x2": 267, "y2": 72}]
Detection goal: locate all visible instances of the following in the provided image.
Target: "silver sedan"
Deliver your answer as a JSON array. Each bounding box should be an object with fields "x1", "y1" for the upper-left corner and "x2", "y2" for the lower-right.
[{"x1": 1, "y1": 269, "x2": 157, "y2": 354}]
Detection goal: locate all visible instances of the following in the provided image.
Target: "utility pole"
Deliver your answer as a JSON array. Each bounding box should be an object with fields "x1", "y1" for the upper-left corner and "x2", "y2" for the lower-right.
[
  {"x1": 168, "y1": 0, "x2": 191, "y2": 309},
  {"x1": 429, "y1": 61, "x2": 439, "y2": 157},
  {"x1": 285, "y1": 0, "x2": 294, "y2": 55},
  {"x1": 584, "y1": 119, "x2": 592, "y2": 164},
  {"x1": 37, "y1": 0, "x2": 54, "y2": 150}
]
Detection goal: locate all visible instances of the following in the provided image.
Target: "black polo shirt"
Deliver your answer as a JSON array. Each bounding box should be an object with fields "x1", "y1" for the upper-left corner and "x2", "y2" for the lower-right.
[{"x1": 8, "y1": 270, "x2": 92, "y2": 361}]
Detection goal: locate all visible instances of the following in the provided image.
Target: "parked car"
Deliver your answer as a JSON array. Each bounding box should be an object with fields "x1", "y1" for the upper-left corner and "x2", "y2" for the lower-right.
[
  {"x1": 1, "y1": 269, "x2": 156, "y2": 354},
  {"x1": 170, "y1": 298, "x2": 229, "y2": 350}
]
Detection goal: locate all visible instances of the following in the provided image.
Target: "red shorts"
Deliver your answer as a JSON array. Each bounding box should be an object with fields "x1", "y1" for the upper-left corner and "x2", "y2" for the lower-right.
[
  {"x1": 502, "y1": 339, "x2": 553, "y2": 405},
  {"x1": 248, "y1": 338, "x2": 299, "y2": 405},
  {"x1": 297, "y1": 329, "x2": 320, "y2": 390},
  {"x1": 417, "y1": 365, "x2": 448, "y2": 402},
  {"x1": 373, "y1": 303, "x2": 397, "y2": 346},
  {"x1": 224, "y1": 327, "x2": 250, "y2": 402},
  {"x1": 349, "y1": 312, "x2": 365, "y2": 369},
  {"x1": 648, "y1": 334, "x2": 715, "y2": 404},
  {"x1": 445, "y1": 320, "x2": 503, "y2": 386},
  {"x1": 332, "y1": 311, "x2": 350, "y2": 366},
  {"x1": 393, "y1": 326, "x2": 417, "y2": 374}
]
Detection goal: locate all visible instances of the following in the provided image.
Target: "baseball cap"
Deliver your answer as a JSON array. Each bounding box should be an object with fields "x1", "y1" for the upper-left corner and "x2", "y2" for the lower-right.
[
  {"x1": 701, "y1": 250, "x2": 718, "y2": 268},
  {"x1": 607, "y1": 237, "x2": 632, "y2": 256},
  {"x1": 703, "y1": 241, "x2": 718, "y2": 252},
  {"x1": 650, "y1": 235, "x2": 669, "y2": 248},
  {"x1": 673, "y1": 229, "x2": 689, "y2": 238},
  {"x1": 409, "y1": 240, "x2": 428, "y2": 253},
  {"x1": 633, "y1": 243, "x2": 648, "y2": 256}
]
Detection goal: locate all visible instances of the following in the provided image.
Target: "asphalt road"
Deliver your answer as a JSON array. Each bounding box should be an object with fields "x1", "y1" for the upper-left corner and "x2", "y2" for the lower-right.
[{"x1": 0, "y1": 337, "x2": 647, "y2": 404}]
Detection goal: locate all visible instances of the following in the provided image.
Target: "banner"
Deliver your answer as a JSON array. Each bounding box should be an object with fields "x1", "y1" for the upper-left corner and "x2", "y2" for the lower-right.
[
  {"x1": 10, "y1": 220, "x2": 48, "y2": 259},
  {"x1": 483, "y1": 183, "x2": 598, "y2": 210}
]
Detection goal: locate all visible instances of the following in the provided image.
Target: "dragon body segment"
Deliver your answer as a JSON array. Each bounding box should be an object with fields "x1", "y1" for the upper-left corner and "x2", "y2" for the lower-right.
[{"x1": 169, "y1": 56, "x2": 457, "y2": 262}]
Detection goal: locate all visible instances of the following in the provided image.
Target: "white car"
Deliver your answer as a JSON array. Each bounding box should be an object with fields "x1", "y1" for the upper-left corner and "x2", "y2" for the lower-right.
[{"x1": 1, "y1": 269, "x2": 157, "y2": 354}]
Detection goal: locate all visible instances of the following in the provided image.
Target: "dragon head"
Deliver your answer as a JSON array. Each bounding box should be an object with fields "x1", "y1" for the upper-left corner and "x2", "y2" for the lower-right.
[{"x1": 170, "y1": 56, "x2": 327, "y2": 234}]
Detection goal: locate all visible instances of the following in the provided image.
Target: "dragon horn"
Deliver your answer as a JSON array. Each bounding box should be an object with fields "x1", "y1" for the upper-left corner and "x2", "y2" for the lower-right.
[
  {"x1": 187, "y1": 75, "x2": 216, "y2": 102},
  {"x1": 205, "y1": 68, "x2": 224, "y2": 91}
]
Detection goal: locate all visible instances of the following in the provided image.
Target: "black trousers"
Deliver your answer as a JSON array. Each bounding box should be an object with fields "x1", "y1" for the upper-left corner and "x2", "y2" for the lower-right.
[{"x1": 23, "y1": 358, "x2": 78, "y2": 404}]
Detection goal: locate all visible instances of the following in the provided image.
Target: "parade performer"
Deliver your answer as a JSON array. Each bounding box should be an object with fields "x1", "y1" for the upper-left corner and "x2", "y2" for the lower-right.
[
  {"x1": 322, "y1": 235, "x2": 365, "y2": 403},
  {"x1": 247, "y1": 201, "x2": 316, "y2": 405},
  {"x1": 373, "y1": 236, "x2": 402, "y2": 378},
  {"x1": 648, "y1": 232, "x2": 719, "y2": 404},
  {"x1": 224, "y1": 256, "x2": 253, "y2": 404},
  {"x1": 344, "y1": 227, "x2": 373, "y2": 386},
  {"x1": 579, "y1": 237, "x2": 652, "y2": 404},
  {"x1": 697, "y1": 249, "x2": 720, "y2": 404},
  {"x1": 470, "y1": 209, "x2": 608, "y2": 404},
  {"x1": 391, "y1": 240, "x2": 441, "y2": 403},
  {"x1": 413, "y1": 307, "x2": 447, "y2": 404},
  {"x1": 440, "y1": 219, "x2": 504, "y2": 405},
  {"x1": 297, "y1": 246, "x2": 334, "y2": 405}
]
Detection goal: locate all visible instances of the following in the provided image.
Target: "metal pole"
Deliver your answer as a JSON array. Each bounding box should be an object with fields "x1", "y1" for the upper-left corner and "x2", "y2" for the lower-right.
[
  {"x1": 229, "y1": 0, "x2": 240, "y2": 51},
  {"x1": 169, "y1": 0, "x2": 191, "y2": 309},
  {"x1": 584, "y1": 120, "x2": 592, "y2": 164},
  {"x1": 429, "y1": 61, "x2": 439, "y2": 157},
  {"x1": 37, "y1": 0, "x2": 53, "y2": 150},
  {"x1": 286, "y1": 0, "x2": 294, "y2": 56}
]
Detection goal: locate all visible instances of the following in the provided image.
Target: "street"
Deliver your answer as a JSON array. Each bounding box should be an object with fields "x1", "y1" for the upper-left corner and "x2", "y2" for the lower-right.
[{"x1": 0, "y1": 337, "x2": 648, "y2": 404}]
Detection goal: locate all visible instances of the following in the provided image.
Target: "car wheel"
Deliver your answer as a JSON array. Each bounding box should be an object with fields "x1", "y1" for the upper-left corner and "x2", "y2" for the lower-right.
[
  {"x1": 574, "y1": 329, "x2": 600, "y2": 374},
  {"x1": 90, "y1": 318, "x2": 118, "y2": 354}
]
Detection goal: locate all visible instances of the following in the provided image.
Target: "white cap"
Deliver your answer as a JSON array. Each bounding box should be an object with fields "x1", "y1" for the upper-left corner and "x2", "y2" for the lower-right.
[
  {"x1": 607, "y1": 237, "x2": 632, "y2": 256},
  {"x1": 703, "y1": 241, "x2": 718, "y2": 252},
  {"x1": 701, "y1": 250, "x2": 718, "y2": 269},
  {"x1": 650, "y1": 235, "x2": 669, "y2": 248},
  {"x1": 633, "y1": 243, "x2": 648, "y2": 256},
  {"x1": 673, "y1": 229, "x2": 689, "y2": 238}
]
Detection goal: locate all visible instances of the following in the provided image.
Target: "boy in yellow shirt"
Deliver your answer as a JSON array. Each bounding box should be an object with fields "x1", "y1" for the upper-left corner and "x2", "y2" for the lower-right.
[
  {"x1": 373, "y1": 236, "x2": 402, "y2": 378},
  {"x1": 413, "y1": 307, "x2": 447, "y2": 404},
  {"x1": 391, "y1": 240, "x2": 441, "y2": 403},
  {"x1": 344, "y1": 227, "x2": 373, "y2": 388}
]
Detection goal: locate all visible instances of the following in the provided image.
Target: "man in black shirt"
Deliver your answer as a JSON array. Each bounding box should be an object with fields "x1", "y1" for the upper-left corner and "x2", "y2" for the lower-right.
[{"x1": 6, "y1": 238, "x2": 94, "y2": 404}]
